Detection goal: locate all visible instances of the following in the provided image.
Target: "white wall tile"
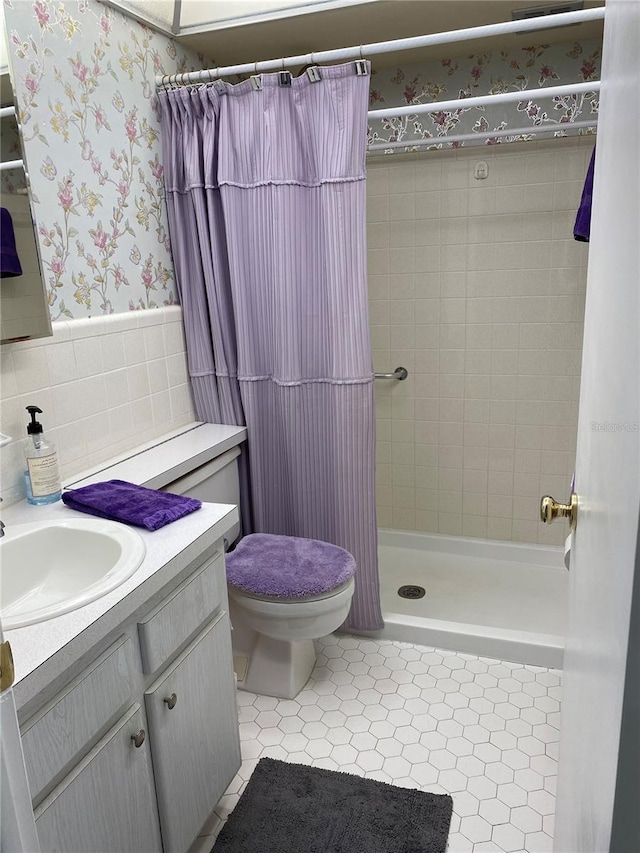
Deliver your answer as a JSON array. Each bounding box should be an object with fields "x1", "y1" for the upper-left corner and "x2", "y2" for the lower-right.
[
  {"x1": 367, "y1": 166, "x2": 389, "y2": 196},
  {"x1": 370, "y1": 140, "x2": 584, "y2": 545},
  {"x1": 47, "y1": 341, "x2": 78, "y2": 386},
  {"x1": 415, "y1": 192, "x2": 442, "y2": 219},
  {"x1": 495, "y1": 185, "x2": 526, "y2": 214},
  {"x1": 488, "y1": 493, "x2": 513, "y2": 519},
  {"x1": 414, "y1": 219, "x2": 441, "y2": 246},
  {"x1": 367, "y1": 195, "x2": 390, "y2": 221},
  {"x1": 74, "y1": 336, "x2": 104, "y2": 379},
  {"x1": 439, "y1": 512, "x2": 462, "y2": 535},
  {"x1": 440, "y1": 326, "x2": 466, "y2": 350},
  {"x1": 389, "y1": 221, "x2": 412, "y2": 248},
  {"x1": 100, "y1": 332, "x2": 126, "y2": 372},
  {"x1": 12, "y1": 346, "x2": 50, "y2": 394},
  {"x1": 0, "y1": 308, "x2": 196, "y2": 503},
  {"x1": 488, "y1": 516, "x2": 513, "y2": 539},
  {"x1": 105, "y1": 369, "x2": 130, "y2": 409},
  {"x1": 368, "y1": 222, "x2": 390, "y2": 249},
  {"x1": 524, "y1": 184, "x2": 555, "y2": 212},
  {"x1": 389, "y1": 164, "x2": 416, "y2": 194},
  {"x1": 469, "y1": 187, "x2": 495, "y2": 216}
]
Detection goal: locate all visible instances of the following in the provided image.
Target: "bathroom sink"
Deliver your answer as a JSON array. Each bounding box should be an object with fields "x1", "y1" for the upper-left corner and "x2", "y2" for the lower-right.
[{"x1": 0, "y1": 519, "x2": 146, "y2": 630}]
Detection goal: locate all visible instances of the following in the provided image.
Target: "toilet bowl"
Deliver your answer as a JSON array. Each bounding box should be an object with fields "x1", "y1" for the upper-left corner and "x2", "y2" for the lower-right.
[
  {"x1": 226, "y1": 533, "x2": 356, "y2": 699},
  {"x1": 164, "y1": 451, "x2": 356, "y2": 699},
  {"x1": 229, "y1": 576, "x2": 355, "y2": 699}
]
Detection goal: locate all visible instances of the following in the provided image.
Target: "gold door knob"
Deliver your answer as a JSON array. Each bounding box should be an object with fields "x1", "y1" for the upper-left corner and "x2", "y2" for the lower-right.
[{"x1": 540, "y1": 493, "x2": 577, "y2": 529}]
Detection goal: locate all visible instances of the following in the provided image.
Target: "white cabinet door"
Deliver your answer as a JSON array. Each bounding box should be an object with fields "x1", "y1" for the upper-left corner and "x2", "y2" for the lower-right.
[
  {"x1": 145, "y1": 612, "x2": 241, "y2": 853},
  {"x1": 34, "y1": 705, "x2": 162, "y2": 853}
]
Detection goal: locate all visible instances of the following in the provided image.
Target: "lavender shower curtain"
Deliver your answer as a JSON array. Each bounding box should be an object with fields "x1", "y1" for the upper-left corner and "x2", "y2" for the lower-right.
[{"x1": 159, "y1": 63, "x2": 382, "y2": 631}]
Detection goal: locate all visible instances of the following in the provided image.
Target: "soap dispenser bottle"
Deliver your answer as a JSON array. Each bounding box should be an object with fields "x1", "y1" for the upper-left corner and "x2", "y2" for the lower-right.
[{"x1": 24, "y1": 405, "x2": 61, "y2": 505}]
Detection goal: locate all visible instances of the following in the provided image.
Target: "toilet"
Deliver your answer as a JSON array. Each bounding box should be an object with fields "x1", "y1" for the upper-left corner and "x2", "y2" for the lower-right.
[
  {"x1": 164, "y1": 447, "x2": 356, "y2": 699},
  {"x1": 226, "y1": 533, "x2": 355, "y2": 698}
]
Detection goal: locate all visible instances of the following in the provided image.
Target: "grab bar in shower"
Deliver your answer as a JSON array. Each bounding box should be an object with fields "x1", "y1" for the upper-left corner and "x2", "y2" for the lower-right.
[{"x1": 374, "y1": 366, "x2": 408, "y2": 381}]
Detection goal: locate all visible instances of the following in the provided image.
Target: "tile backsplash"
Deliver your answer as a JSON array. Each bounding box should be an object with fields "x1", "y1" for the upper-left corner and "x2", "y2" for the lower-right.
[
  {"x1": 0, "y1": 307, "x2": 195, "y2": 503},
  {"x1": 368, "y1": 137, "x2": 591, "y2": 546}
]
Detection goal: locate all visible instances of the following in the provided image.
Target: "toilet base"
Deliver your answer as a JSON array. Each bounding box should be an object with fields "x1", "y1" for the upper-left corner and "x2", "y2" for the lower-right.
[{"x1": 240, "y1": 634, "x2": 317, "y2": 699}]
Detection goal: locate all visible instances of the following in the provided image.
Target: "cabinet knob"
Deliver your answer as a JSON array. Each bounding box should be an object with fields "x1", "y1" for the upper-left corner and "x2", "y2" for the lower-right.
[
  {"x1": 164, "y1": 692, "x2": 178, "y2": 710},
  {"x1": 131, "y1": 729, "x2": 146, "y2": 748}
]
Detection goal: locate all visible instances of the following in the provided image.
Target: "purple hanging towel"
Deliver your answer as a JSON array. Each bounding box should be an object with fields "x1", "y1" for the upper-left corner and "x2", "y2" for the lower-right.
[
  {"x1": 573, "y1": 148, "x2": 595, "y2": 242},
  {"x1": 0, "y1": 208, "x2": 23, "y2": 277}
]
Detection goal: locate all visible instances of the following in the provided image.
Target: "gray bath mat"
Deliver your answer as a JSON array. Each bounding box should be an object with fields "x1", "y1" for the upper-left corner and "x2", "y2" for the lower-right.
[{"x1": 212, "y1": 757, "x2": 453, "y2": 853}]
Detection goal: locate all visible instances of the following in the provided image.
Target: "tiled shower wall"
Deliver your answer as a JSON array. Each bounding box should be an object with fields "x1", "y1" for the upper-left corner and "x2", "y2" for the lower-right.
[{"x1": 368, "y1": 137, "x2": 592, "y2": 546}]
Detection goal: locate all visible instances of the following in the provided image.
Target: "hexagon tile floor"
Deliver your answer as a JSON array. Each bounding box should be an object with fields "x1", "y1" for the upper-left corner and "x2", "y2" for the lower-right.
[{"x1": 192, "y1": 633, "x2": 562, "y2": 853}]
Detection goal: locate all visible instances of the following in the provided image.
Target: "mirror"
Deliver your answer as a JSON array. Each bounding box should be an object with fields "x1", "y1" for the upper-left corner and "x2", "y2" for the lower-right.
[{"x1": 0, "y1": 21, "x2": 52, "y2": 344}]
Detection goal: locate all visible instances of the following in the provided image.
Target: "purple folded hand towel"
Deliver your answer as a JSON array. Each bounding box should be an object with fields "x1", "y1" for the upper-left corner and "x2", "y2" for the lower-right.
[
  {"x1": 573, "y1": 148, "x2": 595, "y2": 242},
  {"x1": 62, "y1": 480, "x2": 201, "y2": 531}
]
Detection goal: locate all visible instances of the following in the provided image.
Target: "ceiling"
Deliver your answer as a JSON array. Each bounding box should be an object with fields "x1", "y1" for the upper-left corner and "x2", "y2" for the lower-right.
[
  {"x1": 176, "y1": 0, "x2": 605, "y2": 73},
  {"x1": 1, "y1": 0, "x2": 605, "y2": 106}
]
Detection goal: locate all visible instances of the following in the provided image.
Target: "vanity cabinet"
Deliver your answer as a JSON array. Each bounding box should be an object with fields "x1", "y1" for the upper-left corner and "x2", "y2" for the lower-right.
[
  {"x1": 145, "y1": 612, "x2": 240, "y2": 852},
  {"x1": 34, "y1": 705, "x2": 162, "y2": 853},
  {"x1": 21, "y1": 542, "x2": 241, "y2": 853}
]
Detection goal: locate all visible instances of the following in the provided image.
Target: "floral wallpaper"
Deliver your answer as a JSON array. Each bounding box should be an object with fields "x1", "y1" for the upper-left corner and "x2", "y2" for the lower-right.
[
  {"x1": 3, "y1": 0, "x2": 205, "y2": 318},
  {"x1": 368, "y1": 39, "x2": 600, "y2": 152},
  {"x1": 3, "y1": 1, "x2": 601, "y2": 314}
]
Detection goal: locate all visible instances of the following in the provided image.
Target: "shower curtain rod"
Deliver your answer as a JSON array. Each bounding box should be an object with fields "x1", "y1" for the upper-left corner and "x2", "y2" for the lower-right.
[
  {"x1": 155, "y1": 6, "x2": 604, "y2": 88},
  {"x1": 367, "y1": 119, "x2": 597, "y2": 153},
  {"x1": 366, "y1": 81, "x2": 599, "y2": 122}
]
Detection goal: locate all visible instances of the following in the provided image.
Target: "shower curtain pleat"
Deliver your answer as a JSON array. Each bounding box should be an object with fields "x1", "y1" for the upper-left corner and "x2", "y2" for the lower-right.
[{"x1": 159, "y1": 64, "x2": 383, "y2": 631}]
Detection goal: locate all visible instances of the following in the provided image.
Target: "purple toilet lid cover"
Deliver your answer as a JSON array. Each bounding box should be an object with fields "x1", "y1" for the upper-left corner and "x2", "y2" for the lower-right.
[{"x1": 226, "y1": 533, "x2": 356, "y2": 599}]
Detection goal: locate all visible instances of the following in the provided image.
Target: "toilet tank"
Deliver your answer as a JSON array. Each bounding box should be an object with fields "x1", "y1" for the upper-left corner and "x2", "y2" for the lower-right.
[{"x1": 163, "y1": 446, "x2": 242, "y2": 546}]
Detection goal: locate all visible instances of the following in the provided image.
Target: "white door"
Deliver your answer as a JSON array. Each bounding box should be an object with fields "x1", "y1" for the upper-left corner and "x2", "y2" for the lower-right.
[{"x1": 553, "y1": 0, "x2": 640, "y2": 850}]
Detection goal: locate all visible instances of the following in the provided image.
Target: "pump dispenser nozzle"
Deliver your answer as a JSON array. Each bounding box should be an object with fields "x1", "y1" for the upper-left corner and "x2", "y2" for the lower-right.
[{"x1": 26, "y1": 405, "x2": 44, "y2": 435}]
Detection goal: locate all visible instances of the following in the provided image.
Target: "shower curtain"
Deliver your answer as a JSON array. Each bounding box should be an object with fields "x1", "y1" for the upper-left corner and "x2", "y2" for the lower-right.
[{"x1": 159, "y1": 62, "x2": 382, "y2": 631}]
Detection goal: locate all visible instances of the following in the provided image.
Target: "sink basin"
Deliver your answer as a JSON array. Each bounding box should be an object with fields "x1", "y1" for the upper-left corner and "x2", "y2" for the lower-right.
[{"x1": 0, "y1": 519, "x2": 146, "y2": 630}]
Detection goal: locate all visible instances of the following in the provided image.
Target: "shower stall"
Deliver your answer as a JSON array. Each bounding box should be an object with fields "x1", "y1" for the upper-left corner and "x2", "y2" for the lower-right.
[
  {"x1": 367, "y1": 134, "x2": 593, "y2": 668},
  {"x1": 154, "y1": 5, "x2": 602, "y2": 662}
]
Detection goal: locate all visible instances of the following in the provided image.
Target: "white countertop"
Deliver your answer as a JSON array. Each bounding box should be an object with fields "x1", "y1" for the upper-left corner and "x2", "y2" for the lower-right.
[
  {"x1": 67, "y1": 421, "x2": 247, "y2": 490},
  {"x1": 2, "y1": 422, "x2": 246, "y2": 711}
]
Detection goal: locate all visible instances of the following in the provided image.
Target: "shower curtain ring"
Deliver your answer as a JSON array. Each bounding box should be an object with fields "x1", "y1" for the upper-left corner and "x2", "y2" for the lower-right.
[{"x1": 359, "y1": 45, "x2": 364, "y2": 60}]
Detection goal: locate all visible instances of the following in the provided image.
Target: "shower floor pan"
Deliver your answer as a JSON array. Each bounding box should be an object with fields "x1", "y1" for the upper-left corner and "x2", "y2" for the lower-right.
[{"x1": 373, "y1": 529, "x2": 568, "y2": 669}]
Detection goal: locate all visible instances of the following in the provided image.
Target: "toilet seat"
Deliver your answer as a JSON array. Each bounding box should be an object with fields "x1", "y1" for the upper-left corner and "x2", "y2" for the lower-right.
[
  {"x1": 229, "y1": 576, "x2": 354, "y2": 604},
  {"x1": 226, "y1": 533, "x2": 357, "y2": 600}
]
